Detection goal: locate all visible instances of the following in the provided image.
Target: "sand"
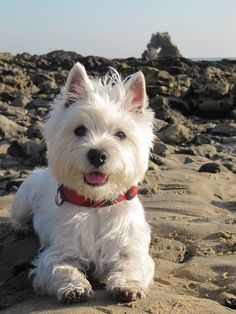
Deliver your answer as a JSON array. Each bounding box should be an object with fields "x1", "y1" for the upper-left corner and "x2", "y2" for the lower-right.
[{"x1": 0, "y1": 153, "x2": 236, "y2": 314}]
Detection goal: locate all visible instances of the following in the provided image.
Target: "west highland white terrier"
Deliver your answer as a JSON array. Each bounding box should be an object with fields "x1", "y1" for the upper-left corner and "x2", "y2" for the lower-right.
[{"x1": 10, "y1": 62, "x2": 155, "y2": 303}]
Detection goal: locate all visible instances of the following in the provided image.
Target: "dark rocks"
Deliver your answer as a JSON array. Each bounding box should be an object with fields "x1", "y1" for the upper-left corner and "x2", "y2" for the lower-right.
[
  {"x1": 150, "y1": 96, "x2": 186, "y2": 122},
  {"x1": 11, "y1": 94, "x2": 32, "y2": 107},
  {"x1": 192, "y1": 134, "x2": 211, "y2": 145},
  {"x1": 198, "y1": 163, "x2": 229, "y2": 173},
  {"x1": 27, "y1": 121, "x2": 44, "y2": 139},
  {"x1": 183, "y1": 67, "x2": 236, "y2": 117},
  {"x1": 7, "y1": 139, "x2": 46, "y2": 166},
  {"x1": 184, "y1": 157, "x2": 194, "y2": 164},
  {"x1": 153, "y1": 143, "x2": 168, "y2": 157},
  {"x1": 210, "y1": 123, "x2": 236, "y2": 137},
  {"x1": 0, "y1": 49, "x2": 236, "y2": 197}
]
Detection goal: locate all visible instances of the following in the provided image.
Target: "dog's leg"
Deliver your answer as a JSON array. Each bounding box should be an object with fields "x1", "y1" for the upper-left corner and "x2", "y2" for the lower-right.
[
  {"x1": 106, "y1": 253, "x2": 154, "y2": 303},
  {"x1": 30, "y1": 248, "x2": 93, "y2": 303},
  {"x1": 10, "y1": 174, "x2": 36, "y2": 235}
]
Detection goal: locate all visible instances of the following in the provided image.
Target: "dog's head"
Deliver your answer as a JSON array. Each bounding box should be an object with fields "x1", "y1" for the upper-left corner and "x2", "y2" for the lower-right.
[{"x1": 44, "y1": 63, "x2": 154, "y2": 200}]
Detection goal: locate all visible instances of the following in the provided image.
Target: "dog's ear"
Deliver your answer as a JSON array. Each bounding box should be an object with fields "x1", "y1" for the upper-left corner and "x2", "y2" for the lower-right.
[
  {"x1": 124, "y1": 71, "x2": 147, "y2": 113},
  {"x1": 64, "y1": 62, "x2": 92, "y2": 107}
]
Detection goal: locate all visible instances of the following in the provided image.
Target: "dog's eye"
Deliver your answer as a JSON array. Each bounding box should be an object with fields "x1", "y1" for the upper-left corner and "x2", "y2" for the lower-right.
[
  {"x1": 74, "y1": 125, "x2": 87, "y2": 136},
  {"x1": 114, "y1": 131, "x2": 126, "y2": 140}
]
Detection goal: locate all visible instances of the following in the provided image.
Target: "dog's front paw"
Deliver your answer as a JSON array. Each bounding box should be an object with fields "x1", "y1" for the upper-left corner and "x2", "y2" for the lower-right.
[
  {"x1": 59, "y1": 285, "x2": 93, "y2": 304},
  {"x1": 110, "y1": 287, "x2": 145, "y2": 303}
]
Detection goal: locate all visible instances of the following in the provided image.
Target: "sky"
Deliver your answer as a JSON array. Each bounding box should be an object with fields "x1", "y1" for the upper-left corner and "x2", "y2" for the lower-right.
[{"x1": 0, "y1": 0, "x2": 236, "y2": 59}]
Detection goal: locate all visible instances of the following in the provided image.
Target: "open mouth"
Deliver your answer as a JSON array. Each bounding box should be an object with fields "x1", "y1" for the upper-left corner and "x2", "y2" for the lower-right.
[{"x1": 84, "y1": 171, "x2": 108, "y2": 186}]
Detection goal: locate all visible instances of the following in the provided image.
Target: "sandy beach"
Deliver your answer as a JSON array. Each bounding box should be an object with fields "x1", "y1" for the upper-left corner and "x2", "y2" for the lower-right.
[{"x1": 1, "y1": 150, "x2": 236, "y2": 314}]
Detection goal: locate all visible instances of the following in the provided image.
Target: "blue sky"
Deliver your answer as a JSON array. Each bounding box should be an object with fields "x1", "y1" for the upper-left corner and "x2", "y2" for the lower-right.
[{"x1": 1, "y1": 0, "x2": 235, "y2": 58}]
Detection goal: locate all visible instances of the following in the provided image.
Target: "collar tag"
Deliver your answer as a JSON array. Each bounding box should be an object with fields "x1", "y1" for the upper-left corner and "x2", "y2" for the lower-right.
[{"x1": 55, "y1": 185, "x2": 65, "y2": 206}]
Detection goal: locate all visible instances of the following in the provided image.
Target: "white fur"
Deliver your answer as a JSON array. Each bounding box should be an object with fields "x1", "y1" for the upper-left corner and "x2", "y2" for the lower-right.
[{"x1": 10, "y1": 63, "x2": 155, "y2": 303}]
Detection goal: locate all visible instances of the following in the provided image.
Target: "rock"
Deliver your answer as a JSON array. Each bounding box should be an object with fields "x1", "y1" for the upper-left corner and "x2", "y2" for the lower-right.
[
  {"x1": 210, "y1": 123, "x2": 236, "y2": 137},
  {"x1": 192, "y1": 134, "x2": 211, "y2": 145},
  {"x1": 27, "y1": 98, "x2": 50, "y2": 109},
  {"x1": 5, "y1": 178, "x2": 24, "y2": 192},
  {"x1": 29, "y1": 72, "x2": 58, "y2": 93},
  {"x1": 142, "y1": 32, "x2": 183, "y2": 61},
  {"x1": 0, "y1": 52, "x2": 13, "y2": 61},
  {"x1": 183, "y1": 67, "x2": 236, "y2": 117},
  {"x1": 194, "y1": 144, "x2": 217, "y2": 158},
  {"x1": 198, "y1": 162, "x2": 229, "y2": 173},
  {"x1": 230, "y1": 108, "x2": 236, "y2": 119},
  {"x1": 153, "y1": 119, "x2": 168, "y2": 132},
  {"x1": 0, "y1": 114, "x2": 25, "y2": 138},
  {"x1": 184, "y1": 157, "x2": 194, "y2": 164},
  {"x1": 153, "y1": 142, "x2": 168, "y2": 157},
  {"x1": 0, "y1": 62, "x2": 39, "y2": 95},
  {"x1": 7, "y1": 139, "x2": 46, "y2": 166},
  {"x1": 149, "y1": 154, "x2": 164, "y2": 166},
  {"x1": 157, "y1": 123, "x2": 192, "y2": 145},
  {"x1": 11, "y1": 94, "x2": 32, "y2": 107},
  {"x1": 150, "y1": 96, "x2": 186, "y2": 122},
  {"x1": 27, "y1": 121, "x2": 44, "y2": 139},
  {"x1": 148, "y1": 160, "x2": 159, "y2": 170},
  {"x1": 175, "y1": 148, "x2": 195, "y2": 155}
]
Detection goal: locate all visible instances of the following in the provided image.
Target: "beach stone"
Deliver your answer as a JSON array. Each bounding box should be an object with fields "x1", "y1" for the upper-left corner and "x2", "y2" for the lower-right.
[
  {"x1": 210, "y1": 123, "x2": 236, "y2": 137},
  {"x1": 148, "y1": 160, "x2": 159, "y2": 170},
  {"x1": 158, "y1": 123, "x2": 192, "y2": 145},
  {"x1": 198, "y1": 162, "x2": 229, "y2": 173},
  {"x1": 0, "y1": 114, "x2": 25, "y2": 138},
  {"x1": 27, "y1": 98, "x2": 50, "y2": 109},
  {"x1": 192, "y1": 134, "x2": 211, "y2": 145},
  {"x1": 11, "y1": 94, "x2": 32, "y2": 108},
  {"x1": 27, "y1": 121, "x2": 43, "y2": 139},
  {"x1": 194, "y1": 144, "x2": 217, "y2": 158},
  {"x1": 153, "y1": 143, "x2": 168, "y2": 157},
  {"x1": 184, "y1": 157, "x2": 194, "y2": 164},
  {"x1": 153, "y1": 118, "x2": 168, "y2": 132}
]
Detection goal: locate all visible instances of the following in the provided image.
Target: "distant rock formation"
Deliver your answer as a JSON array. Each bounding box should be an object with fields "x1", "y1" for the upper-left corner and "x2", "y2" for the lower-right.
[{"x1": 142, "y1": 32, "x2": 183, "y2": 60}]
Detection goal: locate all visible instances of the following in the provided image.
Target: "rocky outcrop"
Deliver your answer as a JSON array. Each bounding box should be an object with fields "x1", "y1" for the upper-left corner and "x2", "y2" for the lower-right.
[
  {"x1": 183, "y1": 67, "x2": 236, "y2": 116},
  {"x1": 142, "y1": 32, "x2": 183, "y2": 60},
  {"x1": 0, "y1": 50, "x2": 236, "y2": 195}
]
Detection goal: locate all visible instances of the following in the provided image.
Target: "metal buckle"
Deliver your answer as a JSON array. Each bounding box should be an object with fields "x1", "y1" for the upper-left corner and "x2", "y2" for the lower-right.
[{"x1": 55, "y1": 185, "x2": 64, "y2": 206}]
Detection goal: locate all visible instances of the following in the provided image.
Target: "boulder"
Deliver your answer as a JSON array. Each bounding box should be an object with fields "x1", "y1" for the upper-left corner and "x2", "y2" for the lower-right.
[
  {"x1": 157, "y1": 123, "x2": 192, "y2": 145},
  {"x1": 183, "y1": 67, "x2": 236, "y2": 117},
  {"x1": 150, "y1": 96, "x2": 186, "y2": 122},
  {"x1": 198, "y1": 162, "x2": 229, "y2": 173}
]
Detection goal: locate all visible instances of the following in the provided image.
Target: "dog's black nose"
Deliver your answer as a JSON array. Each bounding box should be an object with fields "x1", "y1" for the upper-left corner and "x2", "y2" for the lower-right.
[{"x1": 87, "y1": 149, "x2": 107, "y2": 168}]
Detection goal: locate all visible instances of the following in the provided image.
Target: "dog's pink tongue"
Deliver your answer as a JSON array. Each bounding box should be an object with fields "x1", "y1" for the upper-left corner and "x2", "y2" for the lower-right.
[{"x1": 85, "y1": 172, "x2": 108, "y2": 185}]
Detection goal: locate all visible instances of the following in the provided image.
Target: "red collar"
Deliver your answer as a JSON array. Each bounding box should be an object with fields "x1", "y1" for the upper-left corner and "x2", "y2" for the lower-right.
[{"x1": 55, "y1": 185, "x2": 138, "y2": 207}]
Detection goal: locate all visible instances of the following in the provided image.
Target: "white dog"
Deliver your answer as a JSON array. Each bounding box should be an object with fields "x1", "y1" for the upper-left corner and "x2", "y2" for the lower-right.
[{"x1": 10, "y1": 62, "x2": 155, "y2": 303}]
